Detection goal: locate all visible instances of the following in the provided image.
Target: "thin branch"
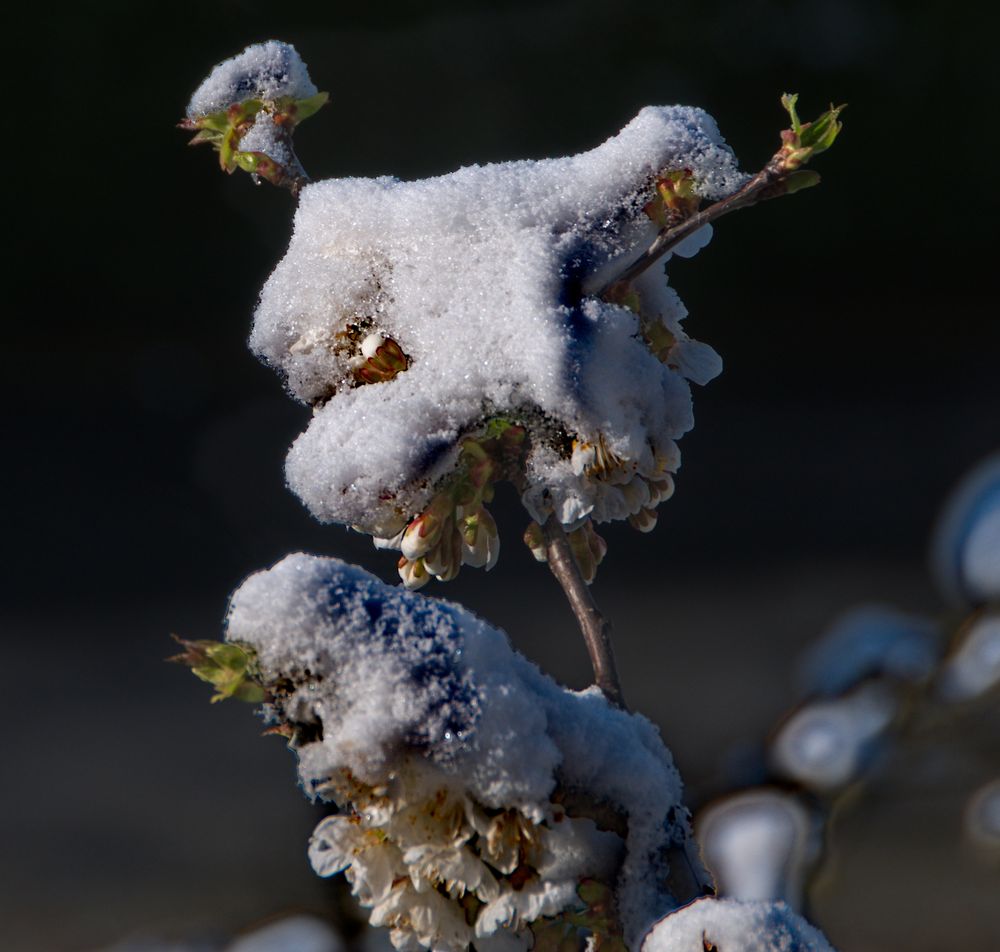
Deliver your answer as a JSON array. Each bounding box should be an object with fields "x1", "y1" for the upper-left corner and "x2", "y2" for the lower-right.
[
  {"x1": 542, "y1": 515, "x2": 626, "y2": 709},
  {"x1": 586, "y1": 156, "x2": 802, "y2": 300}
]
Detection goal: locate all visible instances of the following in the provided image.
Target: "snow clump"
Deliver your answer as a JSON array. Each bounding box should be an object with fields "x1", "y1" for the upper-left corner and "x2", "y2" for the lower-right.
[
  {"x1": 250, "y1": 106, "x2": 746, "y2": 582},
  {"x1": 186, "y1": 41, "x2": 317, "y2": 119},
  {"x1": 226, "y1": 553, "x2": 704, "y2": 951},
  {"x1": 641, "y1": 897, "x2": 836, "y2": 952}
]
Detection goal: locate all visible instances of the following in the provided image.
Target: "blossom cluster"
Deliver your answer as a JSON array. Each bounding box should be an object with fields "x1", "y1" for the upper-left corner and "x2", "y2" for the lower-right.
[
  {"x1": 308, "y1": 759, "x2": 622, "y2": 952},
  {"x1": 223, "y1": 554, "x2": 705, "y2": 951},
  {"x1": 186, "y1": 41, "x2": 747, "y2": 585}
]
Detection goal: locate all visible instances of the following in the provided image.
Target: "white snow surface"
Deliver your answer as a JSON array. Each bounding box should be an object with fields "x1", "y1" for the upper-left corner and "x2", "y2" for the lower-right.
[
  {"x1": 227, "y1": 552, "x2": 693, "y2": 942},
  {"x1": 641, "y1": 898, "x2": 835, "y2": 952},
  {"x1": 239, "y1": 114, "x2": 296, "y2": 168},
  {"x1": 250, "y1": 108, "x2": 745, "y2": 534},
  {"x1": 187, "y1": 41, "x2": 317, "y2": 118}
]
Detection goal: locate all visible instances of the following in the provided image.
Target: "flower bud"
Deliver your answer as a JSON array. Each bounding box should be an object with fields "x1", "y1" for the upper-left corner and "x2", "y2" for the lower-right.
[
  {"x1": 424, "y1": 522, "x2": 463, "y2": 582},
  {"x1": 628, "y1": 507, "x2": 658, "y2": 533},
  {"x1": 398, "y1": 556, "x2": 431, "y2": 590},
  {"x1": 461, "y1": 506, "x2": 500, "y2": 571},
  {"x1": 646, "y1": 476, "x2": 675, "y2": 507},
  {"x1": 401, "y1": 493, "x2": 454, "y2": 560},
  {"x1": 523, "y1": 522, "x2": 548, "y2": 562}
]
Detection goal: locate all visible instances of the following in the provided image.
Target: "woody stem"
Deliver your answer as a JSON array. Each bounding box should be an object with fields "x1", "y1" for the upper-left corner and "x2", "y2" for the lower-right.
[
  {"x1": 586, "y1": 154, "x2": 793, "y2": 299},
  {"x1": 541, "y1": 515, "x2": 626, "y2": 709}
]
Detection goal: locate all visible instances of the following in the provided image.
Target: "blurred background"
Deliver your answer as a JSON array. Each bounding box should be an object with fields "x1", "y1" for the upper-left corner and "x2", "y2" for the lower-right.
[{"x1": 8, "y1": 0, "x2": 999, "y2": 949}]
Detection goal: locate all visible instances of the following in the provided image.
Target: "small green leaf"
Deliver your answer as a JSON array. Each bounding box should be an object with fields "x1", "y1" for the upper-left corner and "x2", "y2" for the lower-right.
[
  {"x1": 784, "y1": 169, "x2": 822, "y2": 193},
  {"x1": 294, "y1": 91, "x2": 330, "y2": 123},
  {"x1": 233, "y1": 151, "x2": 261, "y2": 173},
  {"x1": 780, "y1": 92, "x2": 802, "y2": 133},
  {"x1": 801, "y1": 104, "x2": 845, "y2": 153},
  {"x1": 181, "y1": 89, "x2": 328, "y2": 193},
  {"x1": 778, "y1": 95, "x2": 845, "y2": 170},
  {"x1": 170, "y1": 637, "x2": 264, "y2": 704}
]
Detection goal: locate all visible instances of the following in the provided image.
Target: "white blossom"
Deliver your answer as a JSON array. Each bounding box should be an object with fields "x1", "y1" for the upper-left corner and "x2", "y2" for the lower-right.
[
  {"x1": 226, "y1": 553, "x2": 698, "y2": 949},
  {"x1": 249, "y1": 107, "x2": 743, "y2": 578}
]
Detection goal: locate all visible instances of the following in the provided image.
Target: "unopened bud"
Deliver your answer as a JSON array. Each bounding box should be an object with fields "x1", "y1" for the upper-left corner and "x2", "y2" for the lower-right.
[
  {"x1": 628, "y1": 507, "x2": 658, "y2": 533},
  {"x1": 523, "y1": 521, "x2": 548, "y2": 562},
  {"x1": 400, "y1": 493, "x2": 454, "y2": 560},
  {"x1": 398, "y1": 556, "x2": 431, "y2": 590}
]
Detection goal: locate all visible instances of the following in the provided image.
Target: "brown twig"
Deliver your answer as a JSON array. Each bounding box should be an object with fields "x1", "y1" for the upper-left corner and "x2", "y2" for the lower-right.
[
  {"x1": 586, "y1": 156, "x2": 798, "y2": 300},
  {"x1": 542, "y1": 515, "x2": 626, "y2": 709}
]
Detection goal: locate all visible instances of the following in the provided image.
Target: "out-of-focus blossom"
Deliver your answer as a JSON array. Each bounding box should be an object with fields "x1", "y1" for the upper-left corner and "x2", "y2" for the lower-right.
[
  {"x1": 931, "y1": 452, "x2": 1000, "y2": 608},
  {"x1": 964, "y1": 778, "x2": 1000, "y2": 856},
  {"x1": 936, "y1": 610, "x2": 1000, "y2": 703},
  {"x1": 696, "y1": 789, "x2": 822, "y2": 910},
  {"x1": 796, "y1": 605, "x2": 938, "y2": 697},
  {"x1": 769, "y1": 682, "x2": 897, "y2": 792}
]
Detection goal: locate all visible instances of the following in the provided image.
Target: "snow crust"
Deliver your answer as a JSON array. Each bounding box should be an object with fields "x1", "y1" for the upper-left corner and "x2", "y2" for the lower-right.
[
  {"x1": 186, "y1": 41, "x2": 317, "y2": 118},
  {"x1": 227, "y1": 553, "x2": 695, "y2": 945},
  {"x1": 641, "y1": 898, "x2": 835, "y2": 952},
  {"x1": 250, "y1": 108, "x2": 744, "y2": 535}
]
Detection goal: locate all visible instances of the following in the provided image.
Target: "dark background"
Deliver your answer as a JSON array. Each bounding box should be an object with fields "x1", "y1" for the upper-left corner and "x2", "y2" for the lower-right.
[{"x1": 7, "y1": 1, "x2": 999, "y2": 949}]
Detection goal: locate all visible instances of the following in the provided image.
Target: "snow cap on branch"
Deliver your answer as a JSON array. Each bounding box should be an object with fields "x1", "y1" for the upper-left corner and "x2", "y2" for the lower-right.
[
  {"x1": 186, "y1": 40, "x2": 317, "y2": 119},
  {"x1": 250, "y1": 107, "x2": 745, "y2": 557},
  {"x1": 226, "y1": 553, "x2": 700, "y2": 949},
  {"x1": 641, "y1": 897, "x2": 835, "y2": 952}
]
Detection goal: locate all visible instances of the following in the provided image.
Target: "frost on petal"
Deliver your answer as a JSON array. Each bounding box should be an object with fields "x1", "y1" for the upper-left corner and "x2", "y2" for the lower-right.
[
  {"x1": 251, "y1": 107, "x2": 744, "y2": 539},
  {"x1": 186, "y1": 40, "x2": 317, "y2": 118},
  {"x1": 640, "y1": 898, "x2": 836, "y2": 952}
]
